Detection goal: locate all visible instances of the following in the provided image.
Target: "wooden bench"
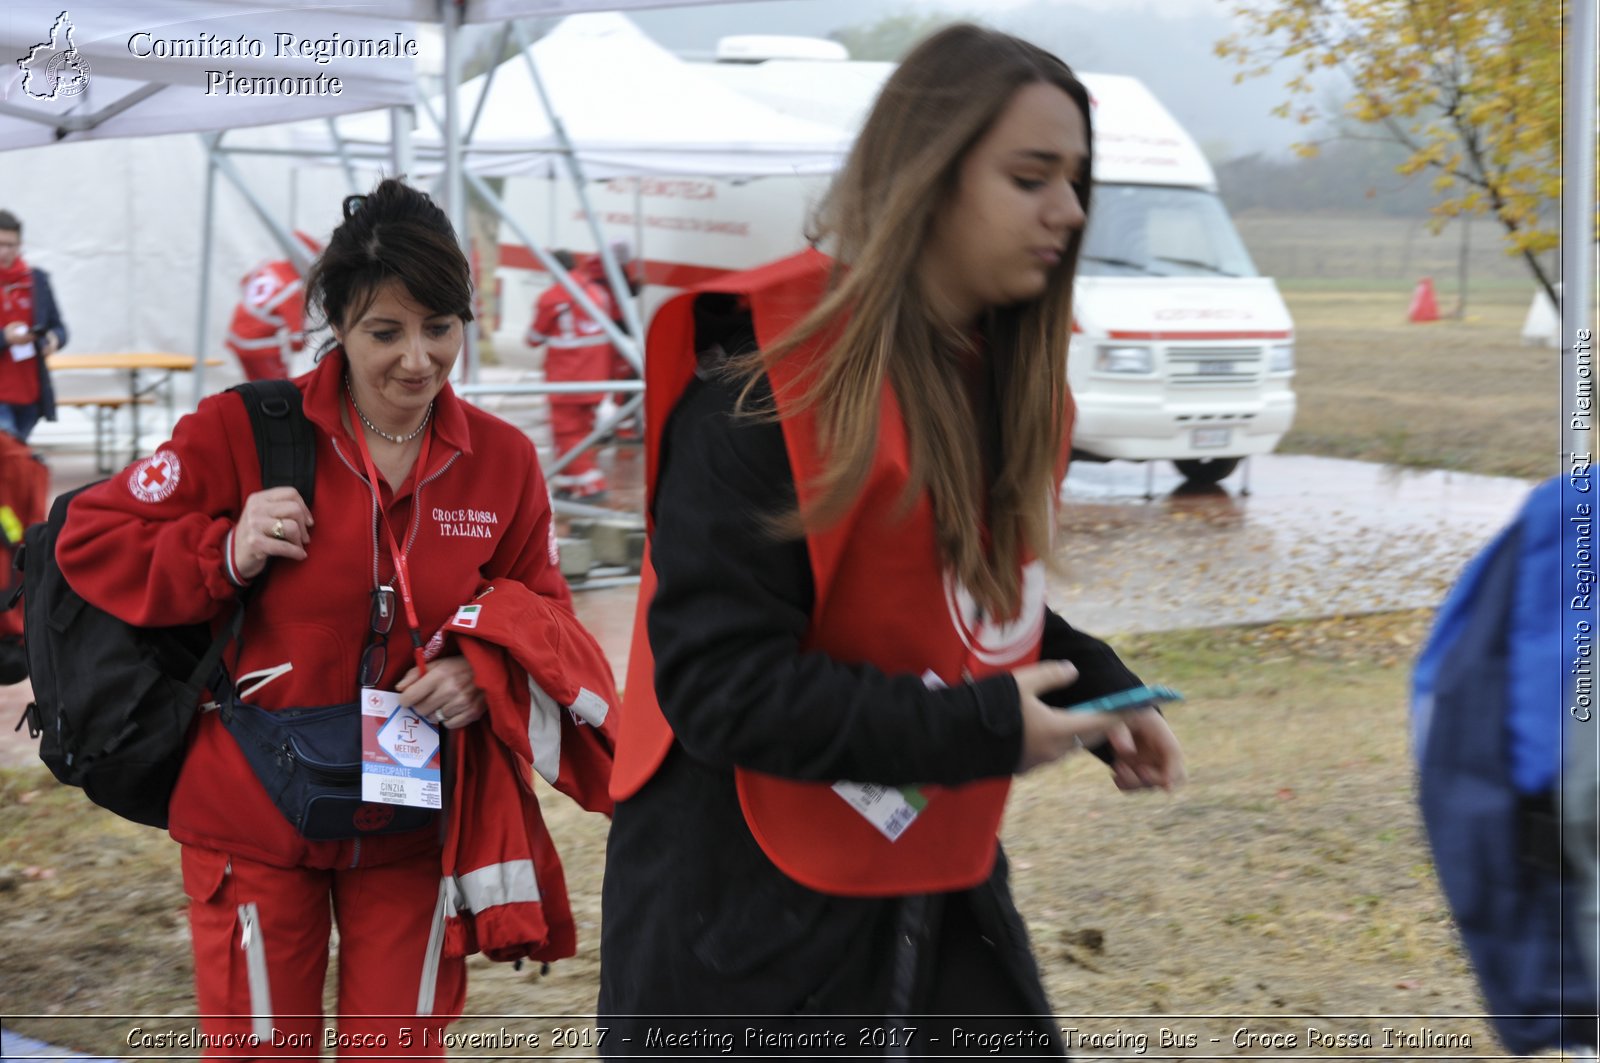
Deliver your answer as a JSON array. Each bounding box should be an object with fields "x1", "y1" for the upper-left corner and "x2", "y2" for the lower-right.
[{"x1": 56, "y1": 396, "x2": 153, "y2": 474}]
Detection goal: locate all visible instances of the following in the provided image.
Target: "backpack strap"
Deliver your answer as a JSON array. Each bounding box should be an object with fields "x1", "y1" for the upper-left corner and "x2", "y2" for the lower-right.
[
  {"x1": 232, "y1": 379, "x2": 316, "y2": 507},
  {"x1": 188, "y1": 381, "x2": 318, "y2": 692}
]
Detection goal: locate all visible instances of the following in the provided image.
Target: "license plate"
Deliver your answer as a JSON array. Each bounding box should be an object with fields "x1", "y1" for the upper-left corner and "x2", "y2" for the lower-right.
[
  {"x1": 1192, "y1": 427, "x2": 1232, "y2": 449},
  {"x1": 1197, "y1": 360, "x2": 1235, "y2": 375}
]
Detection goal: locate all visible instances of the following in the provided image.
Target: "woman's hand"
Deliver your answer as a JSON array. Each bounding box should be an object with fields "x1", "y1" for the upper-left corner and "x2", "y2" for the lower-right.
[
  {"x1": 1103, "y1": 708, "x2": 1185, "y2": 792},
  {"x1": 398, "y1": 655, "x2": 486, "y2": 730},
  {"x1": 1013, "y1": 660, "x2": 1152, "y2": 773},
  {"x1": 232, "y1": 487, "x2": 313, "y2": 581}
]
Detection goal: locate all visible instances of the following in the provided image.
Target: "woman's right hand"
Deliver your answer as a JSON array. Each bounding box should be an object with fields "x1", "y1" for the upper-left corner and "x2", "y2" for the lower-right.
[
  {"x1": 233, "y1": 487, "x2": 313, "y2": 582},
  {"x1": 1012, "y1": 660, "x2": 1138, "y2": 773}
]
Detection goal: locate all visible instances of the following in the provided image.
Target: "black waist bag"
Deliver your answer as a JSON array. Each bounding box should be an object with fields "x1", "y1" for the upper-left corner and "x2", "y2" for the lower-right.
[{"x1": 218, "y1": 691, "x2": 437, "y2": 841}]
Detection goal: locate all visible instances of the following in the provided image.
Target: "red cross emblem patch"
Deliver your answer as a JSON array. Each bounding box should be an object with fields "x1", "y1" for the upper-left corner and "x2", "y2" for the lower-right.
[{"x1": 128, "y1": 449, "x2": 182, "y2": 503}]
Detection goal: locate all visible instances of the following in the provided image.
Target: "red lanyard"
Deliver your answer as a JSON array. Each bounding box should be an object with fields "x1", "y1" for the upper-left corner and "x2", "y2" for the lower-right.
[{"x1": 347, "y1": 393, "x2": 432, "y2": 679}]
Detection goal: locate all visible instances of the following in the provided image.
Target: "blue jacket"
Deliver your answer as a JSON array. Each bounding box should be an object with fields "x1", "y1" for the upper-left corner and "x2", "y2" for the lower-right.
[
  {"x1": 1412, "y1": 478, "x2": 1596, "y2": 1053},
  {"x1": 28, "y1": 266, "x2": 65, "y2": 421}
]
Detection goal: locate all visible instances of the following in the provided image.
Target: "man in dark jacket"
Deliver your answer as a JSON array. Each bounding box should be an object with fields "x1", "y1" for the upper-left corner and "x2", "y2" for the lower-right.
[{"x1": 0, "y1": 210, "x2": 66, "y2": 442}]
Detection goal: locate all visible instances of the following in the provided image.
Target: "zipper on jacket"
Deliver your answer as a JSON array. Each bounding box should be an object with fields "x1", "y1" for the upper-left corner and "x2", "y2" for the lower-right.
[
  {"x1": 885, "y1": 894, "x2": 928, "y2": 1059},
  {"x1": 237, "y1": 901, "x2": 274, "y2": 1045},
  {"x1": 332, "y1": 437, "x2": 463, "y2": 611},
  {"x1": 405, "y1": 451, "x2": 461, "y2": 554},
  {"x1": 329, "y1": 438, "x2": 383, "y2": 590}
]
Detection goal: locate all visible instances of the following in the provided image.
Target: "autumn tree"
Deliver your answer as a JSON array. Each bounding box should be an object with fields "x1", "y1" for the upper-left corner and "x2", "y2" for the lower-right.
[{"x1": 1217, "y1": 0, "x2": 1567, "y2": 303}]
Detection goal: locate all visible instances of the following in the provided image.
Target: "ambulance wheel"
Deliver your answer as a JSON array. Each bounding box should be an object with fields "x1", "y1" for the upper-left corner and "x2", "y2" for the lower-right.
[{"x1": 1174, "y1": 457, "x2": 1239, "y2": 485}]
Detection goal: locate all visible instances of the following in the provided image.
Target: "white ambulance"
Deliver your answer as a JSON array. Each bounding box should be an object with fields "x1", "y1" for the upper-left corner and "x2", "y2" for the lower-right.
[{"x1": 496, "y1": 54, "x2": 1294, "y2": 485}]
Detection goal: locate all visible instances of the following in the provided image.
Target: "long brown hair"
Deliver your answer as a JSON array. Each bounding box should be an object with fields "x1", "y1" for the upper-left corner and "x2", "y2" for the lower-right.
[{"x1": 734, "y1": 23, "x2": 1092, "y2": 620}]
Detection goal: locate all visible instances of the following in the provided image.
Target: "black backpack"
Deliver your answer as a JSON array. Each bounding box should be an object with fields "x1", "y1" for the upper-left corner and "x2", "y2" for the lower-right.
[{"x1": 12, "y1": 379, "x2": 316, "y2": 828}]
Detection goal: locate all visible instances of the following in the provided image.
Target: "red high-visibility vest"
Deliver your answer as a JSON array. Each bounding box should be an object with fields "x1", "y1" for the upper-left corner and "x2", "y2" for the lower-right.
[{"x1": 613, "y1": 250, "x2": 1064, "y2": 897}]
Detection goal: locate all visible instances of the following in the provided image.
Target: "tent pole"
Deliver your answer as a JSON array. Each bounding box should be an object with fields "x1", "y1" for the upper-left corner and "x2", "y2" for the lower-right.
[
  {"x1": 193, "y1": 133, "x2": 220, "y2": 406},
  {"x1": 467, "y1": 171, "x2": 635, "y2": 364},
  {"x1": 211, "y1": 150, "x2": 313, "y2": 275},
  {"x1": 512, "y1": 22, "x2": 645, "y2": 364},
  {"x1": 325, "y1": 117, "x2": 361, "y2": 194},
  {"x1": 1563, "y1": 0, "x2": 1597, "y2": 471},
  {"x1": 390, "y1": 107, "x2": 414, "y2": 179},
  {"x1": 441, "y1": 0, "x2": 474, "y2": 385}
]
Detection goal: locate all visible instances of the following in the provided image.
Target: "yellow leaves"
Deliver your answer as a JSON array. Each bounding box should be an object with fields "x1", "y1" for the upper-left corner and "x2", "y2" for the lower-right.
[
  {"x1": 1291, "y1": 142, "x2": 1322, "y2": 159},
  {"x1": 1215, "y1": 0, "x2": 1572, "y2": 277}
]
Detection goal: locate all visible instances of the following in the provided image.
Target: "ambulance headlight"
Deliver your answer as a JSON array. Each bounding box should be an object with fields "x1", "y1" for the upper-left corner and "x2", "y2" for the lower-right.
[
  {"x1": 1268, "y1": 343, "x2": 1295, "y2": 374},
  {"x1": 1095, "y1": 345, "x2": 1154, "y2": 374}
]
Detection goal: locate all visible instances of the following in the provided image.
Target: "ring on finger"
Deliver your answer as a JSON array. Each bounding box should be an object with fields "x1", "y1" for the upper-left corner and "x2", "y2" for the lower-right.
[
  {"x1": 434, "y1": 710, "x2": 446, "y2": 725},
  {"x1": 271, "y1": 518, "x2": 286, "y2": 541}
]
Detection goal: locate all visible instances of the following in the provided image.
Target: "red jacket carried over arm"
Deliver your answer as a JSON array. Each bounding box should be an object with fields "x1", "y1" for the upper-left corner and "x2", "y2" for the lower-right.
[{"x1": 439, "y1": 578, "x2": 618, "y2": 962}]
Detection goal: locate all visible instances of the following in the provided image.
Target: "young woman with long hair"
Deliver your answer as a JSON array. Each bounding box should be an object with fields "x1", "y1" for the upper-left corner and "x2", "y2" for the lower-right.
[{"x1": 600, "y1": 24, "x2": 1184, "y2": 1047}]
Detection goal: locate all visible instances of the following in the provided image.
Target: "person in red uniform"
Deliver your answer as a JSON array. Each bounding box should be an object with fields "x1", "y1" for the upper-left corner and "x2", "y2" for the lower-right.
[
  {"x1": 526, "y1": 252, "x2": 618, "y2": 500},
  {"x1": 598, "y1": 24, "x2": 1184, "y2": 1047},
  {"x1": 59, "y1": 180, "x2": 610, "y2": 1054},
  {"x1": 224, "y1": 232, "x2": 322, "y2": 382},
  {"x1": 0, "y1": 209, "x2": 68, "y2": 442}
]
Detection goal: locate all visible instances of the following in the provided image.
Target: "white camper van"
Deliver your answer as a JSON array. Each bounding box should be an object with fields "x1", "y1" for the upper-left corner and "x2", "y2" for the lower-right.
[{"x1": 496, "y1": 53, "x2": 1294, "y2": 485}]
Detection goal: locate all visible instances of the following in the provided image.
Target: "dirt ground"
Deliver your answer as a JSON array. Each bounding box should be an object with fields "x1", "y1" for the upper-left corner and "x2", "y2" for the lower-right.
[{"x1": 0, "y1": 611, "x2": 1514, "y2": 1058}]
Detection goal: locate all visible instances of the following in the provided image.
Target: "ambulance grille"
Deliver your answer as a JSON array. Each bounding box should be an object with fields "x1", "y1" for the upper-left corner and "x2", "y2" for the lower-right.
[{"x1": 1166, "y1": 346, "x2": 1263, "y2": 386}]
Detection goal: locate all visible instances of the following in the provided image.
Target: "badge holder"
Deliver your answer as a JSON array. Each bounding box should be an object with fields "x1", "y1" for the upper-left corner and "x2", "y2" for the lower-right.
[{"x1": 360, "y1": 687, "x2": 443, "y2": 811}]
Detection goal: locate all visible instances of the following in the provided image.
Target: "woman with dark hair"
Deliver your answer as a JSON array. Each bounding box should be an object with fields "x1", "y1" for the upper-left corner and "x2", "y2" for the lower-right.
[
  {"x1": 58, "y1": 179, "x2": 613, "y2": 1050},
  {"x1": 600, "y1": 24, "x2": 1183, "y2": 1046}
]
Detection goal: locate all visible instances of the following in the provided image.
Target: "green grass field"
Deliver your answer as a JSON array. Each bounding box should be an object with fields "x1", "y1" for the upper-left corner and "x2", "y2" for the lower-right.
[{"x1": 1278, "y1": 285, "x2": 1555, "y2": 479}]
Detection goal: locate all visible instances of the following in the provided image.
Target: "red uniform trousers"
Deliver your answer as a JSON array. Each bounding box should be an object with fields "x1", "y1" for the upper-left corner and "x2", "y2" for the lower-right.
[
  {"x1": 545, "y1": 342, "x2": 611, "y2": 496},
  {"x1": 181, "y1": 845, "x2": 466, "y2": 1060},
  {"x1": 548, "y1": 399, "x2": 603, "y2": 488}
]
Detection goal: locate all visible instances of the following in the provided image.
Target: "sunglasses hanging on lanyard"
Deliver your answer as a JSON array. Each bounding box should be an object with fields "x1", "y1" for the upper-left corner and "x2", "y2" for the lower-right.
[{"x1": 347, "y1": 391, "x2": 431, "y2": 686}]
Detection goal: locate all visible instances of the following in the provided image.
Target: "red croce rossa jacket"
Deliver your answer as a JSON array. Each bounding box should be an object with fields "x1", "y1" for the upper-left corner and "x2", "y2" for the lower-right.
[{"x1": 57, "y1": 350, "x2": 585, "y2": 876}]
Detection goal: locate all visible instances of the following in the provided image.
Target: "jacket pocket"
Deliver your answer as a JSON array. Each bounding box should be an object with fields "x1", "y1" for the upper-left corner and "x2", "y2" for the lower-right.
[{"x1": 691, "y1": 867, "x2": 832, "y2": 979}]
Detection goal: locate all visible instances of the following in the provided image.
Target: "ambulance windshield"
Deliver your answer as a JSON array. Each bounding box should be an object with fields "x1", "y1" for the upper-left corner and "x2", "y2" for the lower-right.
[{"x1": 1079, "y1": 185, "x2": 1259, "y2": 279}]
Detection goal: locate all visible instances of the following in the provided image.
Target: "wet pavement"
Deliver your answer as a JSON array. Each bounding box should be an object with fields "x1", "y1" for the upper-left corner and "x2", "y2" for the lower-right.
[
  {"x1": 0, "y1": 425, "x2": 1534, "y2": 769},
  {"x1": 562, "y1": 451, "x2": 1534, "y2": 683}
]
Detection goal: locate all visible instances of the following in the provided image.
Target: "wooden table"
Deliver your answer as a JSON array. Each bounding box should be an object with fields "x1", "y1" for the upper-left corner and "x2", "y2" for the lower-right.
[{"x1": 47, "y1": 353, "x2": 223, "y2": 468}]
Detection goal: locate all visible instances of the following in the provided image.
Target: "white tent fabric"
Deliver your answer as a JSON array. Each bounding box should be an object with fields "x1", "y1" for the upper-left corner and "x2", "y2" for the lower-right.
[
  {"x1": 0, "y1": 1, "x2": 418, "y2": 148},
  {"x1": 288, "y1": 13, "x2": 853, "y2": 179},
  {"x1": 196, "y1": 0, "x2": 754, "y2": 25}
]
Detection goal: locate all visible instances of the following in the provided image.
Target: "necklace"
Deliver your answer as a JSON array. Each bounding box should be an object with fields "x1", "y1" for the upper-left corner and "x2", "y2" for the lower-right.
[{"x1": 347, "y1": 380, "x2": 432, "y2": 444}]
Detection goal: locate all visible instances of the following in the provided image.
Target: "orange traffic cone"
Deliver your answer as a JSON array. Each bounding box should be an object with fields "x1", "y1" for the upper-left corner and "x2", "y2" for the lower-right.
[{"x1": 1408, "y1": 276, "x2": 1439, "y2": 323}]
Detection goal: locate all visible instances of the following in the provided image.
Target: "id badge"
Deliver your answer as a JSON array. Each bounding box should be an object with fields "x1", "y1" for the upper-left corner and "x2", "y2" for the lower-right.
[
  {"x1": 360, "y1": 687, "x2": 442, "y2": 810},
  {"x1": 9, "y1": 341, "x2": 36, "y2": 362},
  {"x1": 831, "y1": 669, "x2": 943, "y2": 841}
]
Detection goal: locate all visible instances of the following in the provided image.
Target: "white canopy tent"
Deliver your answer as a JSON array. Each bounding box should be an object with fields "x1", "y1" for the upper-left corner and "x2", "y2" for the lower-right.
[
  {"x1": 3, "y1": 0, "x2": 775, "y2": 408},
  {"x1": 0, "y1": 0, "x2": 416, "y2": 147},
  {"x1": 288, "y1": 13, "x2": 852, "y2": 180}
]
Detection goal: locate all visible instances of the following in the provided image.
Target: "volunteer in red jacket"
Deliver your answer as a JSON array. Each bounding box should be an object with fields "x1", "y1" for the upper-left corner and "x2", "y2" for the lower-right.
[
  {"x1": 58, "y1": 180, "x2": 595, "y2": 1054},
  {"x1": 224, "y1": 232, "x2": 321, "y2": 382},
  {"x1": 0, "y1": 209, "x2": 68, "y2": 442},
  {"x1": 525, "y1": 253, "x2": 618, "y2": 500},
  {"x1": 599, "y1": 24, "x2": 1184, "y2": 1046}
]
